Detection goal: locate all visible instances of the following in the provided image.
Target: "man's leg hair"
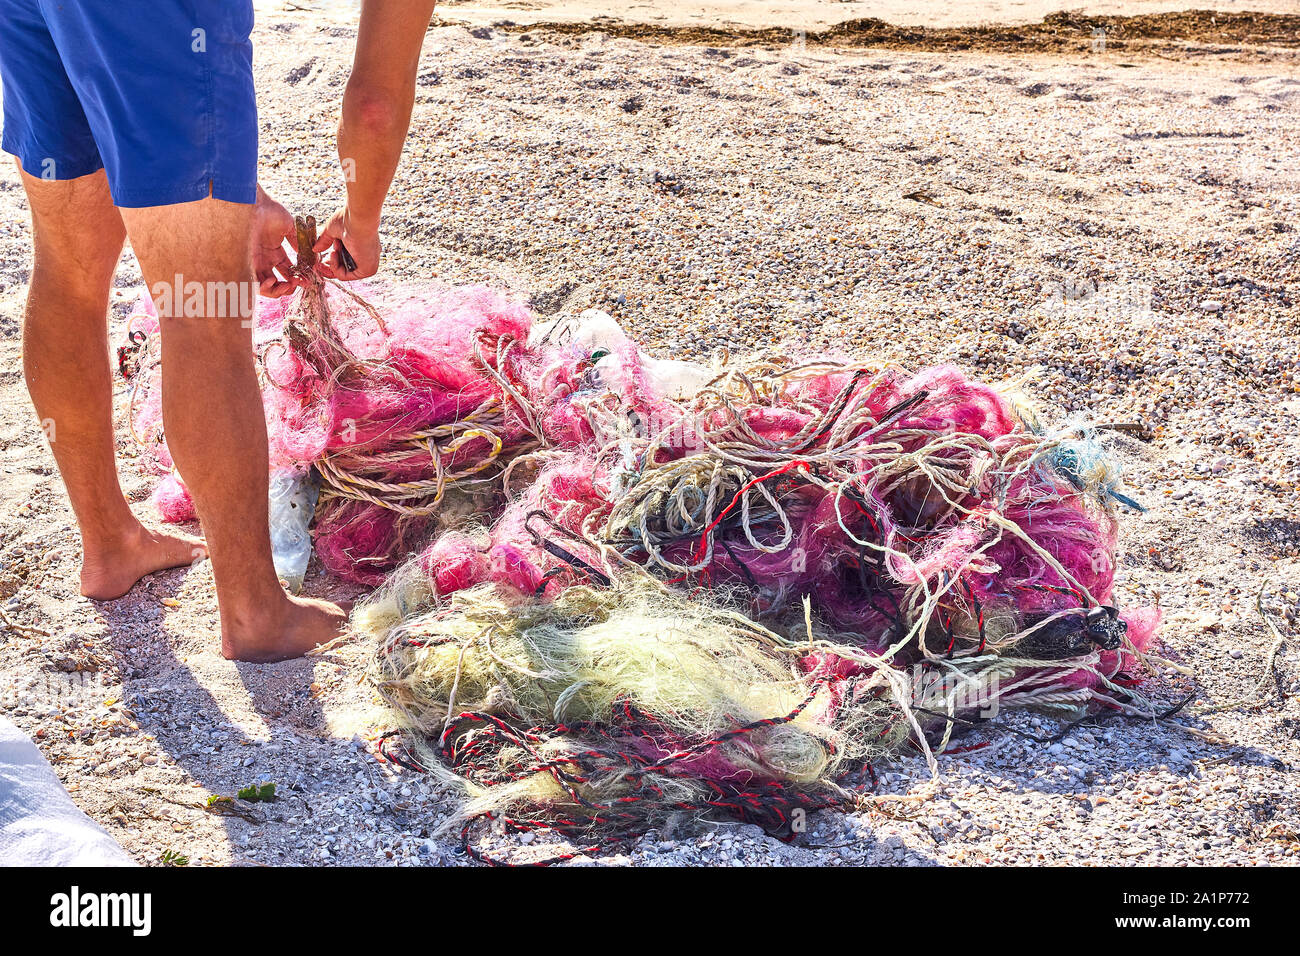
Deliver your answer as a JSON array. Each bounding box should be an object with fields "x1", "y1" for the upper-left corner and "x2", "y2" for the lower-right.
[
  {"x1": 18, "y1": 164, "x2": 203, "y2": 600},
  {"x1": 119, "y1": 197, "x2": 344, "y2": 660}
]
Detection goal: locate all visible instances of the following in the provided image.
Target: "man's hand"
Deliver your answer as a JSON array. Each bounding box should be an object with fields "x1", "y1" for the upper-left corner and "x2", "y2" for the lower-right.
[
  {"x1": 311, "y1": 206, "x2": 380, "y2": 281},
  {"x1": 252, "y1": 185, "x2": 297, "y2": 297}
]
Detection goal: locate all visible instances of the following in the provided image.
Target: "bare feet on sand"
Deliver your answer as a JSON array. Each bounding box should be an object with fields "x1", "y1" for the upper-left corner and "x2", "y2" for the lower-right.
[
  {"x1": 79, "y1": 523, "x2": 346, "y2": 663},
  {"x1": 221, "y1": 595, "x2": 348, "y2": 663},
  {"x1": 80, "y1": 524, "x2": 207, "y2": 600}
]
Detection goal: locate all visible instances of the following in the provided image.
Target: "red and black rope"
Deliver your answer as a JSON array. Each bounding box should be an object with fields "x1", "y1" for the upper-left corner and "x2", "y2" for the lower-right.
[{"x1": 379, "y1": 679, "x2": 859, "y2": 866}]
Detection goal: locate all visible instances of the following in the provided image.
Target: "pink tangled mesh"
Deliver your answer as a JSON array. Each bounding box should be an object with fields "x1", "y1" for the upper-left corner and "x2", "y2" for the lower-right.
[
  {"x1": 402, "y1": 358, "x2": 1157, "y2": 675},
  {"x1": 124, "y1": 277, "x2": 1158, "y2": 719},
  {"x1": 125, "y1": 282, "x2": 547, "y2": 583}
]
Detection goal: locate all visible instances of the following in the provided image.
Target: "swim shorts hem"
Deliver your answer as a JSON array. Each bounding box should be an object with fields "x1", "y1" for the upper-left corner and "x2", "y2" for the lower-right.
[
  {"x1": 1, "y1": 133, "x2": 103, "y2": 182},
  {"x1": 110, "y1": 178, "x2": 258, "y2": 209}
]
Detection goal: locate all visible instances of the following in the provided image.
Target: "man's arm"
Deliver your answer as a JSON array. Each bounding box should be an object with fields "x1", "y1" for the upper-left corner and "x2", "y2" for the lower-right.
[{"x1": 313, "y1": 0, "x2": 439, "y2": 280}]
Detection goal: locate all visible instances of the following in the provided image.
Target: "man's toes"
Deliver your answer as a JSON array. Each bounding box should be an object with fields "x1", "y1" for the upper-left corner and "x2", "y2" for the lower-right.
[
  {"x1": 80, "y1": 531, "x2": 208, "y2": 601},
  {"x1": 147, "y1": 532, "x2": 207, "y2": 570}
]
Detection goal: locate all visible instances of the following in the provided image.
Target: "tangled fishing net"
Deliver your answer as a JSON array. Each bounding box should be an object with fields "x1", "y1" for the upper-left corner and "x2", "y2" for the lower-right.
[
  {"x1": 121, "y1": 219, "x2": 1160, "y2": 863},
  {"x1": 367, "y1": 578, "x2": 911, "y2": 862},
  {"x1": 122, "y1": 225, "x2": 539, "y2": 584}
]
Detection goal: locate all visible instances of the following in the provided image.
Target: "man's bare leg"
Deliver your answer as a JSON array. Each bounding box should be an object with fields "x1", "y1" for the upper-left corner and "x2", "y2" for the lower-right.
[
  {"x1": 19, "y1": 166, "x2": 203, "y2": 600},
  {"x1": 118, "y1": 197, "x2": 344, "y2": 662}
]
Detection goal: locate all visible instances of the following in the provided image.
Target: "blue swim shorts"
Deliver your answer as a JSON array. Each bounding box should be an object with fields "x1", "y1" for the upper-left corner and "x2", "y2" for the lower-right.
[{"x1": 0, "y1": 0, "x2": 257, "y2": 207}]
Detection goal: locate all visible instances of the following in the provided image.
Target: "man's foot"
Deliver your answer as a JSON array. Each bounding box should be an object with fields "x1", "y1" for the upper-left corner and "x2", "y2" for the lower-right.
[
  {"x1": 221, "y1": 595, "x2": 348, "y2": 663},
  {"x1": 81, "y1": 525, "x2": 207, "y2": 600}
]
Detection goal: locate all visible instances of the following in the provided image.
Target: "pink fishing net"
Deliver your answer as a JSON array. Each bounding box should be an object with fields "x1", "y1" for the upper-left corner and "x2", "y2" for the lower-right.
[
  {"x1": 123, "y1": 277, "x2": 1157, "y2": 665},
  {"x1": 123, "y1": 273, "x2": 1161, "y2": 852}
]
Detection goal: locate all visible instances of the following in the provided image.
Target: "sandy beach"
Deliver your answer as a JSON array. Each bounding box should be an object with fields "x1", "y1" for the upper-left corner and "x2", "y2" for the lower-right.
[
  {"x1": 1, "y1": 8, "x2": 1298, "y2": 866},
  {"x1": 261, "y1": 0, "x2": 1300, "y2": 31}
]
